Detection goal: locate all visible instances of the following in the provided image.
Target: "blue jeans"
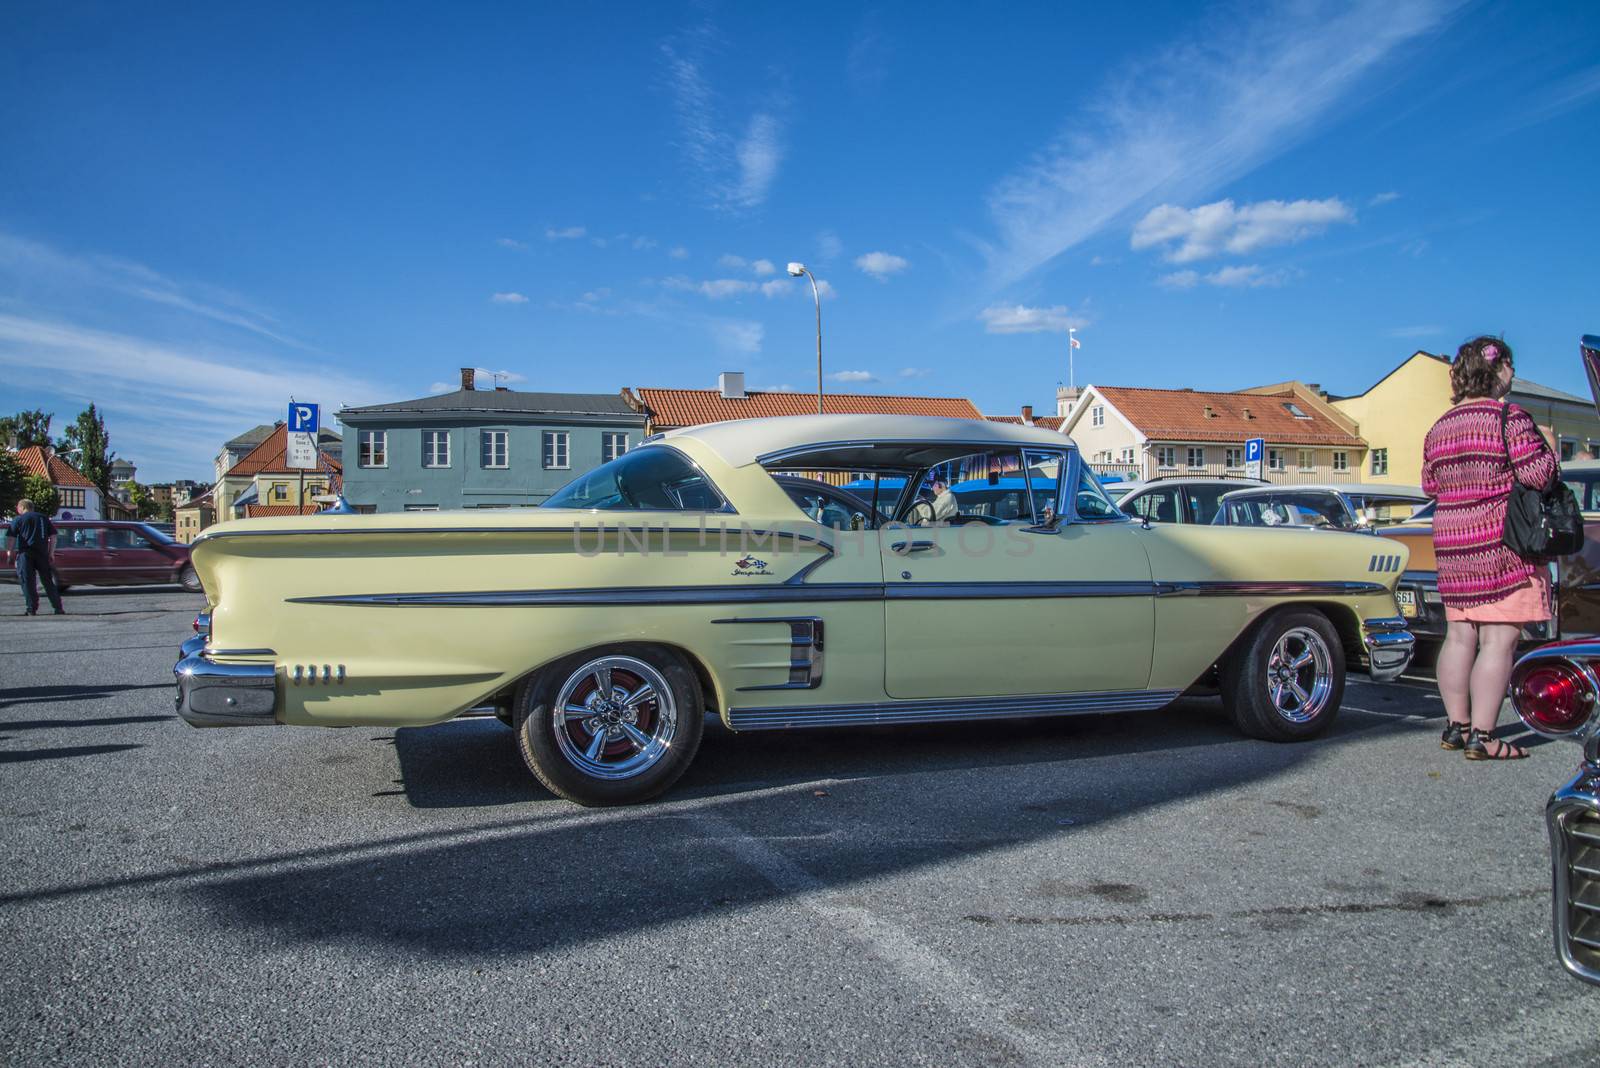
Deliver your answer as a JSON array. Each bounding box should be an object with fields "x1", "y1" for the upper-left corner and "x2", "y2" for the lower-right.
[{"x1": 17, "y1": 552, "x2": 63, "y2": 614}]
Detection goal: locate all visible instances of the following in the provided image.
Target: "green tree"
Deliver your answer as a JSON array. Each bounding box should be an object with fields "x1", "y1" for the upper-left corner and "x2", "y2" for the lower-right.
[
  {"x1": 0, "y1": 449, "x2": 25, "y2": 516},
  {"x1": 127, "y1": 481, "x2": 160, "y2": 520},
  {"x1": 21, "y1": 474, "x2": 58, "y2": 517},
  {"x1": 156, "y1": 498, "x2": 175, "y2": 522},
  {"x1": 57, "y1": 404, "x2": 115, "y2": 496},
  {"x1": 0, "y1": 409, "x2": 54, "y2": 449}
]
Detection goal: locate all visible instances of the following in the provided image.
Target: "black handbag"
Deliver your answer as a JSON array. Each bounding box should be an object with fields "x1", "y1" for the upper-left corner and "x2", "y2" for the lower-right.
[{"x1": 1499, "y1": 402, "x2": 1584, "y2": 557}]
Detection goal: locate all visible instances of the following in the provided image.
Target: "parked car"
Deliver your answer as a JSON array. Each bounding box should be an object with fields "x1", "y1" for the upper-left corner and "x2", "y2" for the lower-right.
[
  {"x1": 3, "y1": 519, "x2": 202, "y2": 592},
  {"x1": 1212, "y1": 483, "x2": 1430, "y2": 532},
  {"x1": 1506, "y1": 335, "x2": 1600, "y2": 989},
  {"x1": 1116, "y1": 476, "x2": 1269, "y2": 525},
  {"x1": 175, "y1": 414, "x2": 1414, "y2": 805}
]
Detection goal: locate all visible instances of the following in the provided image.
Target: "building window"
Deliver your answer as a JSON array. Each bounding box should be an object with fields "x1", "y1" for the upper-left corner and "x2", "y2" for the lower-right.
[
  {"x1": 1187, "y1": 447, "x2": 1205, "y2": 469},
  {"x1": 1371, "y1": 448, "x2": 1388, "y2": 476},
  {"x1": 1560, "y1": 438, "x2": 1578, "y2": 462},
  {"x1": 403, "y1": 504, "x2": 439, "y2": 512},
  {"x1": 481, "y1": 430, "x2": 509, "y2": 469},
  {"x1": 1091, "y1": 406, "x2": 1104, "y2": 428},
  {"x1": 602, "y1": 432, "x2": 629, "y2": 463},
  {"x1": 1332, "y1": 451, "x2": 1349, "y2": 472},
  {"x1": 59, "y1": 488, "x2": 86, "y2": 509},
  {"x1": 1268, "y1": 448, "x2": 1286, "y2": 472},
  {"x1": 1118, "y1": 447, "x2": 1135, "y2": 464},
  {"x1": 1156, "y1": 446, "x2": 1176, "y2": 469},
  {"x1": 1225, "y1": 447, "x2": 1243, "y2": 469},
  {"x1": 423, "y1": 430, "x2": 451, "y2": 468},
  {"x1": 1298, "y1": 449, "x2": 1315, "y2": 471},
  {"x1": 358, "y1": 430, "x2": 387, "y2": 468},
  {"x1": 271, "y1": 483, "x2": 288, "y2": 502},
  {"x1": 1283, "y1": 402, "x2": 1310, "y2": 419},
  {"x1": 543, "y1": 431, "x2": 570, "y2": 469}
]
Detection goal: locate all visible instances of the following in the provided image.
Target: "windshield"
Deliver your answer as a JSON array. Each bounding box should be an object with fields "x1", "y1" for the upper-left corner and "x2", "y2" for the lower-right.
[
  {"x1": 137, "y1": 524, "x2": 176, "y2": 545},
  {"x1": 542, "y1": 446, "x2": 728, "y2": 511}
]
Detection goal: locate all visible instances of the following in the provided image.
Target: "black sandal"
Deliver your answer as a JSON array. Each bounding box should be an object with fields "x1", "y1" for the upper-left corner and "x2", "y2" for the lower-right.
[
  {"x1": 1464, "y1": 728, "x2": 1529, "y2": 761},
  {"x1": 1440, "y1": 720, "x2": 1470, "y2": 750}
]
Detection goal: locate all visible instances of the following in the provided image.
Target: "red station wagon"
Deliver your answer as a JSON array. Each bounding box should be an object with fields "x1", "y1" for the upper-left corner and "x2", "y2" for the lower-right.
[{"x1": 2, "y1": 520, "x2": 202, "y2": 592}]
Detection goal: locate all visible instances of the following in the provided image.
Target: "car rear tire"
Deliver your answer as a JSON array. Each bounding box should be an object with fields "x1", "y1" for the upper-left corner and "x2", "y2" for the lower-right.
[
  {"x1": 514, "y1": 645, "x2": 705, "y2": 806},
  {"x1": 179, "y1": 566, "x2": 203, "y2": 593},
  {"x1": 1221, "y1": 608, "x2": 1344, "y2": 742}
]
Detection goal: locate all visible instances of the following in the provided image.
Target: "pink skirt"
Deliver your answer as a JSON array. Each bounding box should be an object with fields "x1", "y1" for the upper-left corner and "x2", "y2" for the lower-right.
[{"x1": 1445, "y1": 569, "x2": 1551, "y2": 624}]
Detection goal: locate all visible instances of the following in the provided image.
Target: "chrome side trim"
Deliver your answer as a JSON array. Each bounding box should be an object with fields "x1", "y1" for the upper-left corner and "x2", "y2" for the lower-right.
[
  {"x1": 1360, "y1": 616, "x2": 1415, "y2": 682},
  {"x1": 1547, "y1": 771, "x2": 1600, "y2": 986},
  {"x1": 287, "y1": 578, "x2": 1390, "y2": 608},
  {"x1": 755, "y1": 438, "x2": 1053, "y2": 467},
  {"x1": 174, "y1": 652, "x2": 278, "y2": 728},
  {"x1": 713, "y1": 616, "x2": 825, "y2": 691},
  {"x1": 179, "y1": 634, "x2": 206, "y2": 659},
  {"x1": 726, "y1": 688, "x2": 1181, "y2": 730}
]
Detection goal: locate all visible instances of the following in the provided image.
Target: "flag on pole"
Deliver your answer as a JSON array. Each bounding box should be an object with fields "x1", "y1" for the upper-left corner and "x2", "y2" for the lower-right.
[{"x1": 1069, "y1": 334, "x2": 1081, "y2": 349}]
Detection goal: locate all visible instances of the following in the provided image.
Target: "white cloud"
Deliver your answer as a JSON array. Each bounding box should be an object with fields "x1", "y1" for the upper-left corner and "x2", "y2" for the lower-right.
[
  {"x1": 717, "y1": 254, "x2": 747, "y2": 269},
  {"x1": 545, "y1": 226, "x2": 586, "y2": 240},
  {"x1": 668, "y1": 246, "x2": 689, "y2": 259},
  {"x1": 579, "y1": 288, "x2": 612, "y2": 304},
  {"x1": 1131, "y1": 197, "x2": 1354, "y2": 263},
  {"x1": 750, "y1": 258, "x2": 777, "y2": 276},
  {"x1": 708, "y1": 319, "x2": 763, "y2": 354},
  {"x1": 828, "y1": 370, "x2": 878, "y2": 383},
  {"x1": 1159, "y1": 265, "x2": 1287, "y2": 288},
  {"x1": 760, "y1": 277, "x2": 835, "y2": 299},
  {"x1": 983, "y1": 1, "x2": 1455, "y2": 285},
  {"x1": 631, "y1": 235, "x2": 658, "y2": 251},
  {"x1": 899, "y1": 367, "x2": 932, "y2": 379},
  {"x1": 496, "y1": 237, "x2": 528, "y2": 250},
  {"x1": 473, "y1": 367, "x2": 527, "y2": 387},
  {"x1": 699, "y1": 279, "x2": 758, "y2": 299},
  {"x1": 490, "y1": 292, "x2": 529, "y2": 304},
  {"x1": 978, "y1": 303, "x2": 1087, "y2": 334},
  {"x1": 1369, "y1": 191, "x2": 1401, "y2": 206},
  {"x1": 854, "y1": 251, "x2": 910, "y2": 280},
  {"x1": 661, "y1": 24, "x2": 786, "y2": 211},
  {"x1": 817, "y1": 231, "x2": 844, "y2": 261}
]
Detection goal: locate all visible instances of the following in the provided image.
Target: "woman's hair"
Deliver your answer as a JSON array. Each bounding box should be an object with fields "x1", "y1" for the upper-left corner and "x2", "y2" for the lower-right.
[{"x1": 1450, "y1": 335, "x2": 1513, "y2": 404}]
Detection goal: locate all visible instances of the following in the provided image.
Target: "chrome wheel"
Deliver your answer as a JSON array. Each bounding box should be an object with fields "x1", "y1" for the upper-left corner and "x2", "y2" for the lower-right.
[
  {"x1": 1266, "y1": 626, "x2": 1333, "y2": 723},
  {"x1": 551, "y1": 655, "x2": 678, "y2": 781}
]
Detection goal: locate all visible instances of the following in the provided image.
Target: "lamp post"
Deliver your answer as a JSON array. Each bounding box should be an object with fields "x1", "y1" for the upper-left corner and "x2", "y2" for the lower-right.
[{"x1": 787, "y1": 262, "x2": 823, "y2": 414}]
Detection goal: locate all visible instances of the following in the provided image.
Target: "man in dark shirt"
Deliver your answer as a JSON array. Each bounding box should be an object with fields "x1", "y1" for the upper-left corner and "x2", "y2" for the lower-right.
[{"x1": 7, "y1": 498, "x2": 64, "y2": 615}]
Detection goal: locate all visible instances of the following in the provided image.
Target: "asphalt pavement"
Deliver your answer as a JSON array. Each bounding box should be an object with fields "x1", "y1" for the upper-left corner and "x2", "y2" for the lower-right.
[{"x1": 1, "y1": 587, "x2": 1595, "y2": 1066}]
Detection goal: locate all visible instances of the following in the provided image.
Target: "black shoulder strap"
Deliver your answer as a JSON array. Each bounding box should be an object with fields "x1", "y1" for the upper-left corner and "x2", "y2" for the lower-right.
[{"x1": 1498, "y1": 401, "x2": 1521, "y2": 487}]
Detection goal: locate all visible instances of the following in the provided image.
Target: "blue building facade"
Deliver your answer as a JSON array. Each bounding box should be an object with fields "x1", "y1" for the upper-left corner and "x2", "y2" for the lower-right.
[{"x1": 337, "y1": 371, "x2": 647, "y2": 512}]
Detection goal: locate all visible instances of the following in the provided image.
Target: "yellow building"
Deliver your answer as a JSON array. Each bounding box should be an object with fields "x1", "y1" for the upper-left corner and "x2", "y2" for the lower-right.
[{"x1": 1330, "y1": 351, "x2": 1600, "y2": 486}]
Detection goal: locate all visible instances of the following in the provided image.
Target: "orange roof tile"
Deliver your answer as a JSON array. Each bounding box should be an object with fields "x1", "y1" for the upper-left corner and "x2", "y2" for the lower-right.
[
  {"x1": 11, "y1": 445, "x2": 97, "y2": 489},
  {"x1": 635, "y1": 388, "x2": 982, "y2": 430},
  {"x1": 244, "y1": 504, "x2": 323, "y2": 518},
  {"x1": 224, "y1": 425, "x2": 341, "y2": 478},
  {"x1": 987, "y1": 414, "x2": 1067, "y2": 432},
  {"x1": 1092, "y1": 386, "x2": 1364, "y2": 447}
]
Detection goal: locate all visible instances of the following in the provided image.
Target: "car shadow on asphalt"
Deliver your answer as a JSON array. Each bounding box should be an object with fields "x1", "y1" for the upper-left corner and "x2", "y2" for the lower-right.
[
  {"x1": 0, "y1": 743, "x2": 143, "y2": 764},
  {"x1": 0, "y1": 683, "x2": 175, "y2": 712},
  {"x1": 176, "y1": 702, "x2": 1422, "y2": 959}
]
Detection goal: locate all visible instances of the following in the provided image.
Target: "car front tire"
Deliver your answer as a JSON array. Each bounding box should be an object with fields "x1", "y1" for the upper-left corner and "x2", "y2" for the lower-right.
[
  {"x1": 179, "y1": 566, "x2": 203, "y2": 592},
  {"x1": 1221, "y1": 608, "x2": 1344, "y2": 741},
  {"x1": 514, "y1": 645, "x2": 705, "y2": 806}
]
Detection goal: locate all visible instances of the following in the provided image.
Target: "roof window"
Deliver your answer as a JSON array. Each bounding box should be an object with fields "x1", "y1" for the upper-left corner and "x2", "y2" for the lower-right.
[{"x1": 1283, "y1": 402, "x2": 1311, "y2": 419}]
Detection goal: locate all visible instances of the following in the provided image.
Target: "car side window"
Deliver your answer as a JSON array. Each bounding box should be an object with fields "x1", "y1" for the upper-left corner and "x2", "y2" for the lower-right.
[
  {"x1": 1185, "y1": 486, "x2": 1229, "y2": 524},
  {"x1": 1567, "y1": 477, "x2": 1600, "y2": 512},
  {"x1": 66, "y1": 527, "x2": 102, "y2": 549},
  {"x1": 1128, "y1": 490, "x2": 1178, "y2": 523},
  {"x1": 106, "y1": 528, "x2": 151, "y2": 549},
  {"x1": 1072, "y1": 465, "x2": 1123, "y2": 521}
]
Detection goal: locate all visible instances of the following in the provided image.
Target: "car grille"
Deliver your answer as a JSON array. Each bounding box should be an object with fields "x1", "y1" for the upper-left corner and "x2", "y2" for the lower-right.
[{"x1": 1557, "y1": 807, "x2": 1600, "y2": 978}]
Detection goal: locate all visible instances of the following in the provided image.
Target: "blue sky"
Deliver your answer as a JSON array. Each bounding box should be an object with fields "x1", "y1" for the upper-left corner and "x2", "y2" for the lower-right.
[{"x1": 2, "y1": 1, "x2": 1597, "y2": 480}]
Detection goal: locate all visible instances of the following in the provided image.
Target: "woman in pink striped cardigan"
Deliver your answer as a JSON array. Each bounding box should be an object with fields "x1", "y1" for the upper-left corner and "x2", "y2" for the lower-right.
[{"x1": 1421, "y1": 336, "x2": 1555, "y2": 761}]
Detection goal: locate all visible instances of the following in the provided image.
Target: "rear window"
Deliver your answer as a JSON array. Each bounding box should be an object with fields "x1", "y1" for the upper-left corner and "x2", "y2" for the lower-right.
[{"x1": 542, "y1": 446, "x2": 728, "y2": 512}]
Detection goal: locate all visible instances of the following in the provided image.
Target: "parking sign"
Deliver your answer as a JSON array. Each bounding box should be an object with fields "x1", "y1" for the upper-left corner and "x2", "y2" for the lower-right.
[
  {"x1": 286, "y1": 401, "x2": 320, "y2": 470},
  {"x1": 1244, "y1": 437, "x2": 1265, "y2": 480}
]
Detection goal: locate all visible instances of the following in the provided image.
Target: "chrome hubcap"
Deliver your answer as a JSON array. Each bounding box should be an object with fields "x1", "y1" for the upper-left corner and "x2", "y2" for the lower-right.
[
  {"x1": 1266, "y1": 627, "x2": 1333, "y2": 723},
  {"x1": 552, "y1": 656, "x2": 677, "y2": 780}
]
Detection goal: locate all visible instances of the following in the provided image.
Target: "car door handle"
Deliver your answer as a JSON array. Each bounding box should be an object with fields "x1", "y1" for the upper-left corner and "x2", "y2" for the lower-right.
[{"x1": 890, "y1": 539, "x2": 936, "y2": 554}]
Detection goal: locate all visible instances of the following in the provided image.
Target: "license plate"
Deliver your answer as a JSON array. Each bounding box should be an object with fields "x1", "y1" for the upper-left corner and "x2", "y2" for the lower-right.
[{"x1": 1396, "y1": 588, "x2": 1417, "y2": 617}]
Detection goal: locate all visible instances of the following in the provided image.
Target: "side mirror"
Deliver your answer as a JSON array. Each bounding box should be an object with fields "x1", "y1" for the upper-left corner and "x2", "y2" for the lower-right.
[{"x1": 850, "y1": 512, "x2": 866, "y2": 531}]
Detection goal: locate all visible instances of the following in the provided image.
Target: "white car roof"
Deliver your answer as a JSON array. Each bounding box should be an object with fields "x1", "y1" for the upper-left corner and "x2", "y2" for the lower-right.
[
  {"x1": 661, "y1": 414, "x2": 1078, "y2": 468},
  {"x1": 1219, "y1": 482, "x2": 1427, "y2": 500},
  {"x1": 1118, "y1": 477, "x2": 1268, "y2": 493}
]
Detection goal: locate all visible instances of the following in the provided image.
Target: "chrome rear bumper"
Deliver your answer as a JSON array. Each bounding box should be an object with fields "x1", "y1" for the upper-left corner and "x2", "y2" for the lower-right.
[
  {"x1": 174, "y1": 651, "x2": 279, "y2": 727},
  {"x1": 1362, "y1": 616, "x2": 1415, "y2": 682},
  {"x1": 1548, "y1": 765, "x2": 1600, "y2": 987}
]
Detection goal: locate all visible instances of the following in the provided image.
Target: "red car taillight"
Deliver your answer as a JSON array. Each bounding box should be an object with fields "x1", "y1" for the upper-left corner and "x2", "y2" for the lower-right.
[{"x1": 1512, "y1": 656, "x2": 1599, "y2": 737}]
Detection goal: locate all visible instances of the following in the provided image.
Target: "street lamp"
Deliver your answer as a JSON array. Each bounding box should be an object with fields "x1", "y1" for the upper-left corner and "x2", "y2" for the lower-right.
[{"x1": 787, "y1": 262, "x2": 823, "y2": 415}]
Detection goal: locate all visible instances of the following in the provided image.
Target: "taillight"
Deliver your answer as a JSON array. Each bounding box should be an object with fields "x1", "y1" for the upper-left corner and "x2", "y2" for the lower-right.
[{"x1": 1512, "y1": 656, "x2": 1599, "y2": 737}]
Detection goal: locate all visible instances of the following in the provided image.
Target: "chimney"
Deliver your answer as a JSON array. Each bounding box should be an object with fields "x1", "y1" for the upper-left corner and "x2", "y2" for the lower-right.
[
  {"x1": 1203, "y1": 405, "x2": 1216, "y2": 419},
  {"x1": 460, "y1": 367, "x2": 476, "y2": 391},
  {"x1": 1021, "y1": 404, "x2": 1034, "y2": 425},
  {"x1": 719, "y1": 371, "x2": 746, "y2": 399},
  {"x1": 1242, "y1": 407, "x2": 1254, "y2": 420}
]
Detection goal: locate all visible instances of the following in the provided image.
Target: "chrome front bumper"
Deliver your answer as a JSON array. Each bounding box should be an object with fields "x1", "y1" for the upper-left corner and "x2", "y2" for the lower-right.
[
  {"x1": 1547, "y1": 761, "x2": 1600, "y2": 987},
  {"x1": 174, "y1": 650, "x2": 279, "y2": 727},
  {"x1": 1362, "y1": 616, "x2": 1415, "y2": 682}
]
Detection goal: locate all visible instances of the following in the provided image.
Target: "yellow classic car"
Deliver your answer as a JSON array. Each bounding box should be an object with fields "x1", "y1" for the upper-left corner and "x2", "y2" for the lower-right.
[{"x1": 175, "y1": 415, "x2": 1415, "y2": 805}]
